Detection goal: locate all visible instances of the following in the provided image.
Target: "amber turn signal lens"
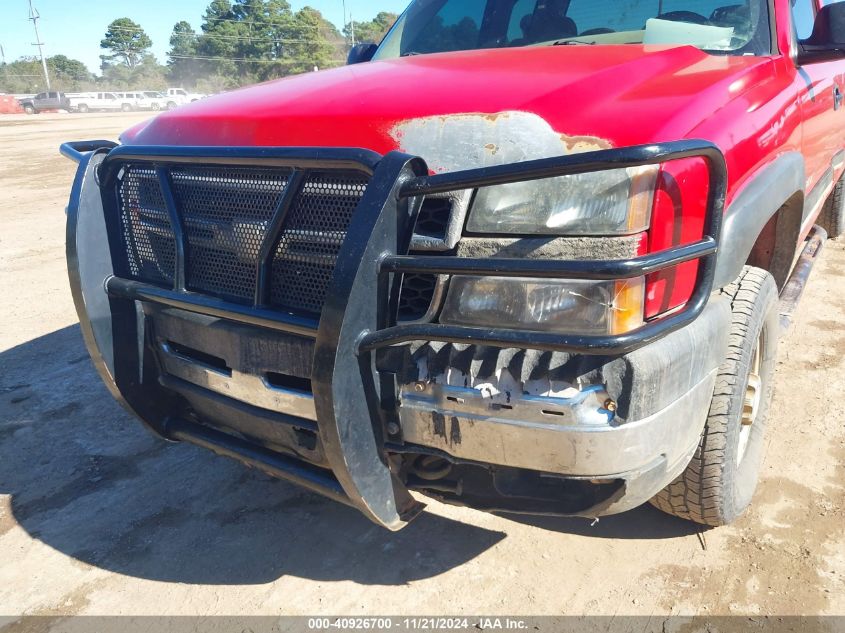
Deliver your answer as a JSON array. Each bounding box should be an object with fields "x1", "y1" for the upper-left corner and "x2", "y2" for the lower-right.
[{"x1": 610, "y1": 278, "x2": 646, "y2": 335}]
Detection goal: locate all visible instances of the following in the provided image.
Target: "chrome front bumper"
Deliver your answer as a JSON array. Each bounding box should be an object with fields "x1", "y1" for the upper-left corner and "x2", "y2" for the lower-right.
[
  {"x1": 157, "y1": 296, "x2": 728, "y2": 486},
  {"x1": 392, "y1": 297, "x2": 730, "y2": 513},
  {"x1": 399, "y1": 373, "x2": 716, "y2": 478}
]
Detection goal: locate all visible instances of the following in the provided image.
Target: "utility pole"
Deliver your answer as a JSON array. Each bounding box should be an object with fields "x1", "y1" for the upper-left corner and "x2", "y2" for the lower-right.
[
  {"x1": 28, "y1": 0, "x2": 50, "y2": 90},
  {"x1": 342, "y1": 0, "x2": 355, "y2": 48},
  {"x1": 1, "y1": 44, "x2": 6, "y2": 65}
]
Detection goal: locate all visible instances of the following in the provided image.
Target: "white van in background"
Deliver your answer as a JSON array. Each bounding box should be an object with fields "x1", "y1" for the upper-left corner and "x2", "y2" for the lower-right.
[
  {"x1": 70, "y1": 92, "x2": 135, "y2": 113},
  {"x1": 115, "y1": 92, "x2": 147, "y2": 110}
]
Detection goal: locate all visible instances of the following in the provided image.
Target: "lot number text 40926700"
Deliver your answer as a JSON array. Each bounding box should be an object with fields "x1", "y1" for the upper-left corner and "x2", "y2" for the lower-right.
[{"x1": 307, "y1": 618, "x2": 529, "y2": 631}]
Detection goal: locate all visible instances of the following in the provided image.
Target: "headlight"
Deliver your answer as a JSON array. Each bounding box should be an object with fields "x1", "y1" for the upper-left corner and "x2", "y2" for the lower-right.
[
  {"x1": 440, "y1": 277, "x2": 645, "y2": 336},
  {"x1": 466, "y1": 166, "x2": 658, "y2": 235}
]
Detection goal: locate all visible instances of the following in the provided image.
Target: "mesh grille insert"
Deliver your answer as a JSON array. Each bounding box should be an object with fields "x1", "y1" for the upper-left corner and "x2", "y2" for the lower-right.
[
  {"x1": 170, "y1": 166, "x2": 290, "y2": 303},
  {"x1": 118, "y1": 167, "x2": 176, "y2": 286},
  {"x1": 270, "y1": 171, "x2": 370, "y2": 316},
  {"x1": 115, "y1": 162, "x2": 370, "y2": 318}
]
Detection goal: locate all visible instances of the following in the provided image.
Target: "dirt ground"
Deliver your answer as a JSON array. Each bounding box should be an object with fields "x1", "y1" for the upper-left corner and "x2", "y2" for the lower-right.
[{"x1": 0, "y1": 112, "x2": 843, "y2": 621}]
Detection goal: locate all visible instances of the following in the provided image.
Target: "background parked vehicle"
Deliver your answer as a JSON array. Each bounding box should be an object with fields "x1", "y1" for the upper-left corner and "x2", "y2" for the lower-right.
[
  {"x1": 18, "y1": 92, "x2": 71, "y2": 114},
  {"x1": 166, "y1": 88, "x2": 206, "y2": 105},
  {"x1": 141, "y1": 91, "x2": 175, "y2": 111},
  {"x1": 11, "y1": 89, "x2": 205, "y2": 116},
  {"x1": 70, "y1": 92, "x2": 135, "y2": 113},
  {"x1": 0, "y1": 94, "x2": 24, "y2": 114},
  {"x1": 115, "y1": 92, "x2": 147, "y2": 111}
]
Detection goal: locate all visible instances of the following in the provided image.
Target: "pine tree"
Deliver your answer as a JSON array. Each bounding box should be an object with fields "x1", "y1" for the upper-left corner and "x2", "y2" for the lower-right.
[
  {"x1": 100, "y1": 18, "x2": 153, "y2": 69},
  {"x1": 168, "y1": 21, "x2": 200, "y2": 86}
]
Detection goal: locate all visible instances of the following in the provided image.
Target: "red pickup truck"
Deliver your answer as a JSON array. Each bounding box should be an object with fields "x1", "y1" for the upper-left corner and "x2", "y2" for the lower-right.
[{"x1": 61, "y1": 0, "x2": 844, "y2": 531}]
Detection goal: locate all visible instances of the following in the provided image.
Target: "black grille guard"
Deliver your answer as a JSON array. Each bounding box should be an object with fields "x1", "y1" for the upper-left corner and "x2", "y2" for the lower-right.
[{"x1": 61, "y1": 139, "x2": 727, "y2": 530}]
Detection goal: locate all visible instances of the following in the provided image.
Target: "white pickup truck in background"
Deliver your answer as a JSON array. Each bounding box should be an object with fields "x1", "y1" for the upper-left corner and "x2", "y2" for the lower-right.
[
  {"x1": 65, "y1": 90, "x2": 205, "y2": 113},
  {"x1": 166, "y1": 88, "x2": 206, "y2": 105},
  {"x1": 68, "y1": 92, "x2": 135, "y2": 113},
  {"x1": 142, "y1": 91, "x2": 176, "y2": 111}
]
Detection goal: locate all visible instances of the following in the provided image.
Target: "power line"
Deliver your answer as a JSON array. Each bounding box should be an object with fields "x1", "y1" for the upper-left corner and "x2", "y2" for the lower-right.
[
  {"x1": 105, "y1": 22, "x2": 326, "y2": 35},
  {"x1": 104, "y1": 25, "x2": 335, "y2": 44},
  {"x1": 169, "y1": 31, "x2": 332, "y2": 43},
  {"x1": 199, "y1": 15, "x2": 323, "y2": 28},
  {"x1": 98, "y1": 11, "x2": 391, "y2": 38},
  {"x1": 168, "y1": 54, "x2": 346, "y2": 64}
]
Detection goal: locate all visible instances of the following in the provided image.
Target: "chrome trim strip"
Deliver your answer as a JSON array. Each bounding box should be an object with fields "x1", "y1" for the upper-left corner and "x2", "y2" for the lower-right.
[{"x1": 159, "y1": 343, "x2": 318, "y2": 421}]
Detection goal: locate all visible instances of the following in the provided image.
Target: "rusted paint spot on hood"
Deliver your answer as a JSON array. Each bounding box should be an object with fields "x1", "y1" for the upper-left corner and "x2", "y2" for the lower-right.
[{"x1": 390, "y1": 111, "x2": 612, "y2": 173}]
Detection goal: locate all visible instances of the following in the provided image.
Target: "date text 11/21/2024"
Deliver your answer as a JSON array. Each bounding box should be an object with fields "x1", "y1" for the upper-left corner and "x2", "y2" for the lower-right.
[{"x1": 306, "y1": 618, "x2": 528, "y2": 630}]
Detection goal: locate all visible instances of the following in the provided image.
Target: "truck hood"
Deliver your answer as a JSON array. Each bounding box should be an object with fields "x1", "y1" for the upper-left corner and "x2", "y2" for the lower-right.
[{"x1": 127, "y1": 45, "x2": 774, "y2": 171}]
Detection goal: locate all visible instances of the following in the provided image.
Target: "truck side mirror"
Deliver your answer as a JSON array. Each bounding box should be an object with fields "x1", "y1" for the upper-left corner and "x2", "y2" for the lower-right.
[
  {"x1": 347, "y1": 42, "x2": 378, "y2": 65},
  {"x1": 798, "y1": 3, "x2": 845, "y2": 62}
]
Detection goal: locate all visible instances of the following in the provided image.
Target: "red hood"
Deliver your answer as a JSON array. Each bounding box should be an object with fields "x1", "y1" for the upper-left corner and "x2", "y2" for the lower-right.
[{"x1": 127, "y1": 45, "x2": 774, "y2": 165}]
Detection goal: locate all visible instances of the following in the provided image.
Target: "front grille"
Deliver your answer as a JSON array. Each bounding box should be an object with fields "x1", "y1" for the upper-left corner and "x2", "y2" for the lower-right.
[
  {"x1": 173, "y1": 166, "x2": 288, "y2": 303},
  {"x1": 116, "y1": 164, "x2": 369, "y2": 317},
  {"x1": 118, "y1": 166, "x2": 177, "y2": 286},
  {"x1": 271, "y1": 173, "x2": 369, "y2": 315},
  {"x1": 116, "y1": 159, "x2": 442, "y2": 322}
]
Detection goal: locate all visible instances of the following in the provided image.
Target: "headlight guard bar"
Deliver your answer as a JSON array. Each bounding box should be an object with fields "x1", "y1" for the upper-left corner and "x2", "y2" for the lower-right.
[{"x1": 362, "y1": 139, "x2": 727, "y2": 355}]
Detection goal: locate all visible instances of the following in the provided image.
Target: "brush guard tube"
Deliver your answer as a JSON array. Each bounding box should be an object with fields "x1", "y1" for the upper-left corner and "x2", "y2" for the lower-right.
[{"x1": 62, "y1": 140, "x2": 727, "y2": 530}]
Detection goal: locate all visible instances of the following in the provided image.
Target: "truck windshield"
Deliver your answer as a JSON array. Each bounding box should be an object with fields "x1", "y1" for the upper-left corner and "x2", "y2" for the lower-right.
[{"x1": 373, "y1": 0, "x2": 771, "y2": 59}]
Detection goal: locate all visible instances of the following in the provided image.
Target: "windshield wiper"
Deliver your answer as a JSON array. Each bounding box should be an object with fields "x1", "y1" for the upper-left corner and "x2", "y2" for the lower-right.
[{"x1": 552, "y1": 39, "x2": 596, "y2": 46}]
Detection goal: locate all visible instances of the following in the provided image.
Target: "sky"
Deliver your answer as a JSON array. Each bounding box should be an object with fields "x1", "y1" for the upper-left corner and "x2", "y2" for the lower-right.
[{"x1": 0, "y1": 0, "x2": 410, "y2": 73}]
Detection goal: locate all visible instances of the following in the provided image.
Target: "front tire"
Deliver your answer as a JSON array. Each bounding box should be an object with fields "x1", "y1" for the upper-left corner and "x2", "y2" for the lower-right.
[
  {"x1": 820, "y1": 171, "x2": 845, "y2": 238},
  {"x1": 77, "y1": 104, "x2": 89, "y2": 114},
  {"x1": 23, "y1": 104, "x2": 35, "y2": 115},
  {"x1": 651, "y1": 266, "x2": 779, "y2": 526},
  {"x1": 121, "y1": 103, "x2": 132, "y2": 112}
]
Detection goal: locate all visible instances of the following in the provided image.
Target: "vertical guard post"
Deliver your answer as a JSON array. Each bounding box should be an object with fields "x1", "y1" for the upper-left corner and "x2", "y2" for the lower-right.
[{"x1": 312, "y1": 151, "x2": 428, "y2": 530}]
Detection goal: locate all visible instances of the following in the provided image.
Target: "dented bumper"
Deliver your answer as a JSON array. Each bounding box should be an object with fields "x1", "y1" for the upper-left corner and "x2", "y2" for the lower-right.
[
  {"x1": 399, "y1": 303, "x2": 728, "y2": 477},
  {"x1": 392, "y1": 296, "x2": 730, "y2": 513},
  {"x1": 62, "y1": 140, "x2": 726, "y2": 529}
]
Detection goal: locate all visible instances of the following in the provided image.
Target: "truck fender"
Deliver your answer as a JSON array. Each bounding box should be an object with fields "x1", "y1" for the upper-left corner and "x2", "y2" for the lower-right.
[{"x1": 713, "y1": 152, "x2": 805, "y2": 289}]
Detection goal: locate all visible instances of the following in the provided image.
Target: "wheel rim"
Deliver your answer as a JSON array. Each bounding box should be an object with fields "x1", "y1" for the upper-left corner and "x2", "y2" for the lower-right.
[{"x1": 738, "y1": 341, "x2": 763, "y2": 466}]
